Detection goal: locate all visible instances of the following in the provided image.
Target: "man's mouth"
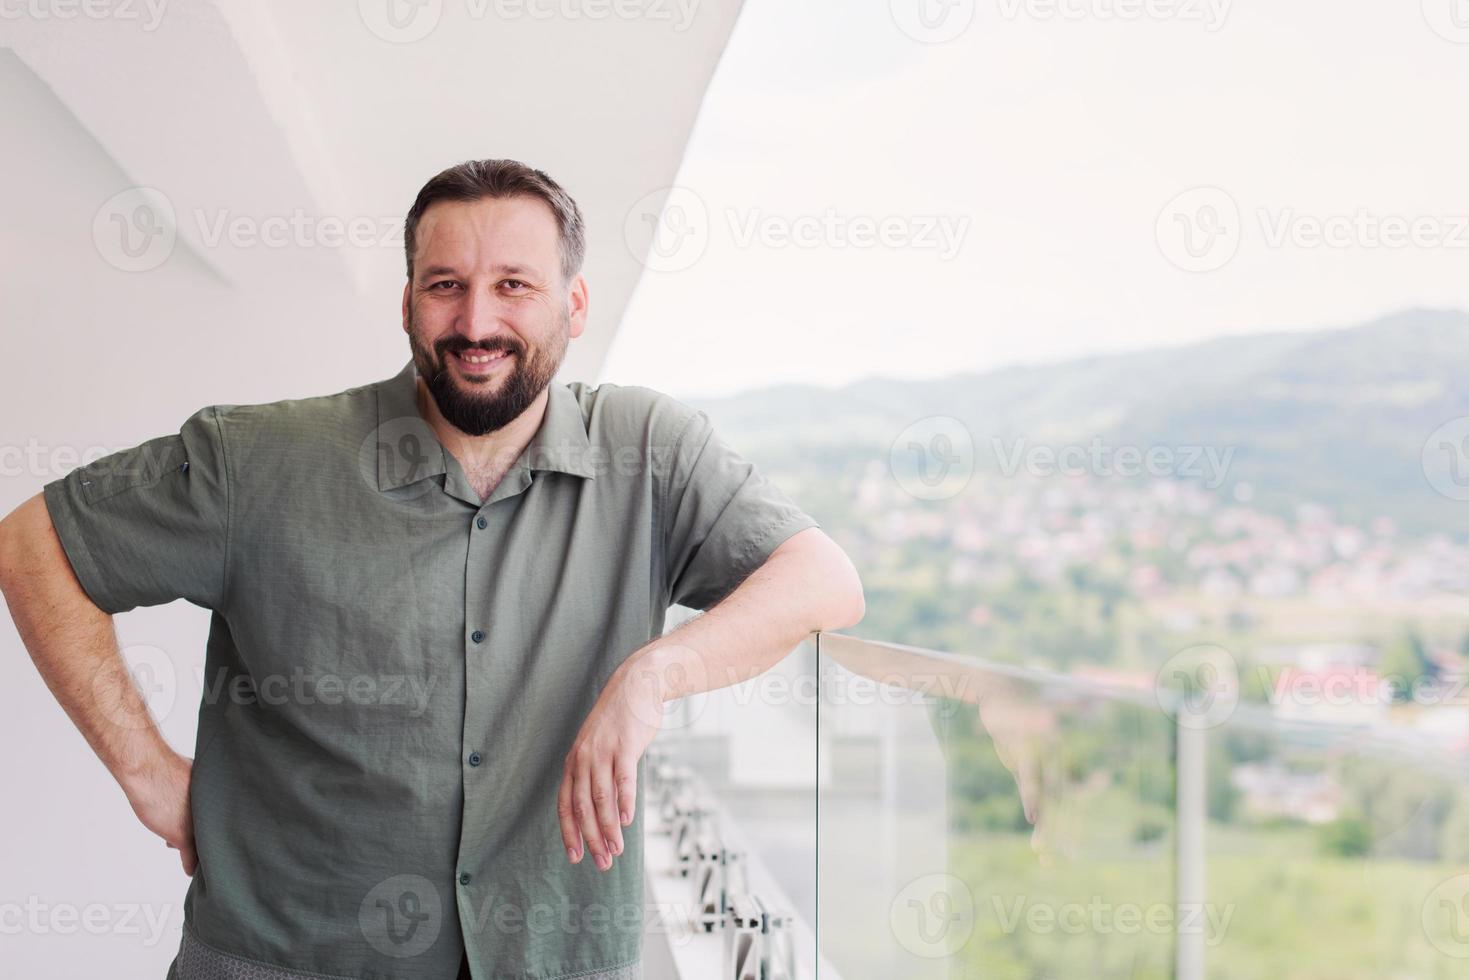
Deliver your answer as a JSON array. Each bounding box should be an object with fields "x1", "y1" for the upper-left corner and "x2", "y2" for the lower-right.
[{"x1": 450, "y1": 349, "x2": 513, "y2": 374}]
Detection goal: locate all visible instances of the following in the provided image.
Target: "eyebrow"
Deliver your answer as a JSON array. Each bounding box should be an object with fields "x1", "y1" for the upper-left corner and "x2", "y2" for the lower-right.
[{"x1": 418, "y1": 263, "x2": 543, "y2": 280}]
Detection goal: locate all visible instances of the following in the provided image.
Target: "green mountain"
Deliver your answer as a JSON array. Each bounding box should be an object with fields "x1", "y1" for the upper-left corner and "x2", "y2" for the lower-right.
[{"x1": 687, "y1": 308, "x2": 1469, "y2": 540}]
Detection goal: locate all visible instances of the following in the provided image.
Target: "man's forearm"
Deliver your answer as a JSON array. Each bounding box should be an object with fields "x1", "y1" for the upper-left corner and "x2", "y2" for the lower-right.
[
  {"x1": 0, "y1": 493, "x2": 174, "y2": 795},
  {"x1": 629, "y1": 527, "x2": 865, "y2": 701}
]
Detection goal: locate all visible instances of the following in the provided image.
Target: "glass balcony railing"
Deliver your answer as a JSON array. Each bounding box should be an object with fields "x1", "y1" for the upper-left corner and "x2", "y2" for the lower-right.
[{"x1": 647, "y1": 629, "x2": 1469, "y2": 979}]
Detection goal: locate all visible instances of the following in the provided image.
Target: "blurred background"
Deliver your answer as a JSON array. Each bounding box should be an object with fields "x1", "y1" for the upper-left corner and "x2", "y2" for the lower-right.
[{"x1": 3, "y1": 0, "x2": 1469, "y2": 977}]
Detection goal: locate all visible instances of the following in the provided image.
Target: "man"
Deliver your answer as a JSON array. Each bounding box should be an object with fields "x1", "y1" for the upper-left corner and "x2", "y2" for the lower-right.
[{"x1": 0, "y1": 159, "x2": 865, "y2": 980}]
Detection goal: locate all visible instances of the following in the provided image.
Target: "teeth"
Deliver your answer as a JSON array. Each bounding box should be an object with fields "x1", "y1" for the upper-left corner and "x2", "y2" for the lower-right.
[{"x1": 459, "y1": 350, "x2": 507, "y2": 365}]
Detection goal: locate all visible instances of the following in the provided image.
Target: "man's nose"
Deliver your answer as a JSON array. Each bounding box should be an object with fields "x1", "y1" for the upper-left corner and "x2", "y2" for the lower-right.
[{"x1": 457, "y1": 284, "x2": 508, "y2": 342}]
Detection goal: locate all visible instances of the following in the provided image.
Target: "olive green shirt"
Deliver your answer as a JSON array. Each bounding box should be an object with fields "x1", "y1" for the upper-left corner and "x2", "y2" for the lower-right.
[{"x1": 42, "y1": 359, "x2": 820, "y2": 980}]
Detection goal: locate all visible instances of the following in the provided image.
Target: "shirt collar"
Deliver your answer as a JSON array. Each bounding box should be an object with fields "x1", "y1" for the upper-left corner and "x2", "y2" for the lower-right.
[{"x1": 374, "y1": 358, "x2": 597, "y2": 493}]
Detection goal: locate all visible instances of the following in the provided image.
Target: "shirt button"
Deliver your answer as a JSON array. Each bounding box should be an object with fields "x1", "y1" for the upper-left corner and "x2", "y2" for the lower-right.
[
  {"x1": 459, "y1": 872, "x2": 472, "y2": 886},
  {"x1": 471, "y1": 630, "x2": 485, "y2": 644},
  {"x1": 468, "y1": 752, "x2": 482, "y2": 767},
  {"x1": 476, "y1": 516, "x2": 488, "y2": 530}
]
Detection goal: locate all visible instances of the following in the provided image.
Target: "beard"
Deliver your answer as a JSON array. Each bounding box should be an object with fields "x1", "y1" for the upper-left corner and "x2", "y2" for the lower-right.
[{"x1": 407, "y1": 303, "x2": 569, "y2": 437}]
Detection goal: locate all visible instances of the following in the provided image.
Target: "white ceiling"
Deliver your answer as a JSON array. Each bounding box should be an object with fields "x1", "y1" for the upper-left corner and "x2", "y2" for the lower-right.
[{"x1": 1, "y1": 0, "x2": 746, "y2": 382}]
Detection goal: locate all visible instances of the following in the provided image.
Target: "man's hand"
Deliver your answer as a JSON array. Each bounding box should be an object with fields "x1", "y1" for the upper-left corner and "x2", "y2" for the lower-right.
[
  {"x1": 123, "y1": 750, "x2": 197, "y2": 877},
  {"x1": 557, "y1": 656, "x2": 668, "y2": 871}
]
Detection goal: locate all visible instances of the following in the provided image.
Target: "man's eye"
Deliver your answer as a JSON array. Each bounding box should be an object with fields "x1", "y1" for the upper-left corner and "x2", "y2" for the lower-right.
[
  {"x1": 502, "y1": 280, "x2": 527, "y2": 290},
  {"x1": 428, "y1": 280, "x2": 459, "y2": 290}
]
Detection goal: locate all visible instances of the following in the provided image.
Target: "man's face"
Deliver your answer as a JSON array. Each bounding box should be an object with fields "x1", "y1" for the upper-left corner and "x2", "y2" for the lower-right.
[{"x1": 403, "y1": 195, "x2": 586, "y2": 436}]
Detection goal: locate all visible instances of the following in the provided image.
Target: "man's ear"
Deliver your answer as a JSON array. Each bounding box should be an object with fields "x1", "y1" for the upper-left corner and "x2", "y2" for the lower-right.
[
  {"x1": 400, "y1": 280, "x2": 411, "y2": 335},
  {"x1": 567, "y1": 274, "x2": 589, "y2": 340}
]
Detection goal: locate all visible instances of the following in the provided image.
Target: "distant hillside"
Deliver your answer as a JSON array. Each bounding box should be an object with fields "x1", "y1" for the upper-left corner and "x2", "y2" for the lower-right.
[{"x1": 687, "y1": 308, "x2": 1469, "y2": 540}]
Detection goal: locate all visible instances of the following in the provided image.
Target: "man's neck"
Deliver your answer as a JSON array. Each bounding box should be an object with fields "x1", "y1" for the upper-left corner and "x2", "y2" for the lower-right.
[{"x1": 415, "y1": 377, "x2": 548, "y2": 501}]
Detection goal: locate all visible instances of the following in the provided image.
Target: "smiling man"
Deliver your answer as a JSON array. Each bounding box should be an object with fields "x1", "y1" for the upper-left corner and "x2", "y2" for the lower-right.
[{"x1": 0, "y1": 159, "x2": 865, "y2": 980}]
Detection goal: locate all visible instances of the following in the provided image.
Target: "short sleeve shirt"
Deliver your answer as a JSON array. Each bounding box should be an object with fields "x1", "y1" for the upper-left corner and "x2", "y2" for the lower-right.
[{"x1": 41, "y1": 359, "x2": 820, "y2": 980}]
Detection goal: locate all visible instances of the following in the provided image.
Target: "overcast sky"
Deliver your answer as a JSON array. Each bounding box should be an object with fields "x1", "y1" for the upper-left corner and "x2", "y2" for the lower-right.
[{"x1": 600, "y1": 0, "x2": 1469, "y2": 398}]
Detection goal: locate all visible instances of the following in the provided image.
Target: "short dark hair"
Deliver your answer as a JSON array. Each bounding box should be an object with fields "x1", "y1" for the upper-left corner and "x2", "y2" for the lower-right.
[{"x1": 403, "y1": 159, "x2": 585, "y2": 284}]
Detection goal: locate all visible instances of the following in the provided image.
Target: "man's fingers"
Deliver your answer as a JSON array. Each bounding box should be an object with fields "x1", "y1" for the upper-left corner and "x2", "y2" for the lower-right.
[
  {"x1": 590, "y1": 762, "x2": 623, "y2": 857},
  {"x1": 571, "y1": 757, "x2": 610, "y2": 870},
  {"x1": 557, "y1": 769, "x2": 584, "y2": 863},
  {"x1": 614, "y1": 753, "x2": 637, "y2": 828}
]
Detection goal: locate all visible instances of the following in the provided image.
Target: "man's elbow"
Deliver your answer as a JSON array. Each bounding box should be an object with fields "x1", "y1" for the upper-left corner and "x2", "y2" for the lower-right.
[
  {"x1": 773, "y1": 528, "x2": 866, "y2": 633},
  {"x1": 818, "y1": 560, "x2": 866, "y2": 632},
  {"x1": 829, "y1": 585, "x2": 865, "y2": 631}
]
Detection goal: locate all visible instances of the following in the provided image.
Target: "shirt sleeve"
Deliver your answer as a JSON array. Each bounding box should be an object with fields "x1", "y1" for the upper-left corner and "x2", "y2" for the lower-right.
[
  {"x1": 41, "y1": 406, "x2": 231, "y2": 615},
  {"x1": 661, "y1": 407, "x2": 820, "y2": 611}
]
